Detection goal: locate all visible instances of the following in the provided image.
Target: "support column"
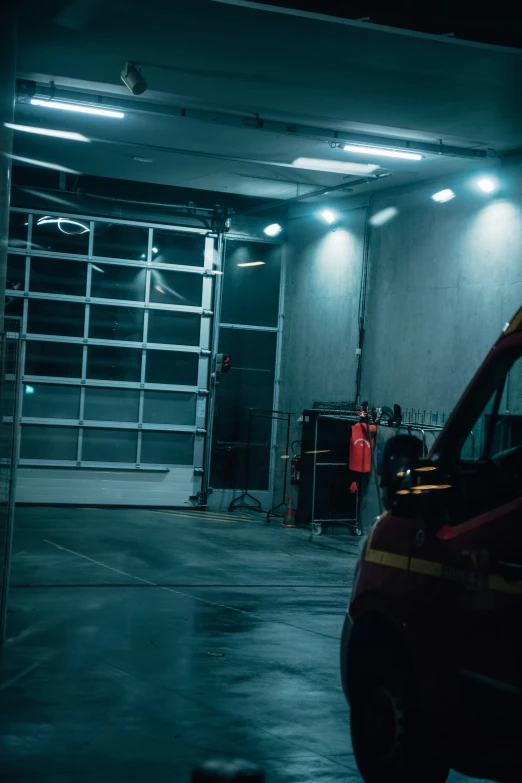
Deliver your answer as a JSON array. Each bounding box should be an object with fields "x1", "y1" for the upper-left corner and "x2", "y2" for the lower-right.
[{"x1": 0, "y1": 2, "x2": 17, "y2": 330}]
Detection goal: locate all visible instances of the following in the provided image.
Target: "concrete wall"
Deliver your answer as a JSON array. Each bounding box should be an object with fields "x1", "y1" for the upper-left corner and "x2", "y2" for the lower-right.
[
  {"x1": 275, "y1": 202, "x2": 368, "y2": 502},
  {"x1": 361, "y1": 173, "x2": 522, "y2": 416}
]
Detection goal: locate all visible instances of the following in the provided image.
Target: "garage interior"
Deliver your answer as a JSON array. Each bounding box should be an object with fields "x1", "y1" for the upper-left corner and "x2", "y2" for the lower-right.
[{"x1": 0, "y1": 1, "x2": 521, "y2": 781}]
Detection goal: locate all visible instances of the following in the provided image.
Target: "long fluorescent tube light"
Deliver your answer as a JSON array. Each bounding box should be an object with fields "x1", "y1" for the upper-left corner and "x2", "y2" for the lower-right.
[
  {"x1": 6, "y1": 154, "x2": 79, "y2": 174},
  {"x1": 237, "y1": 261, "x2": 265, "y2": 267},
  {"x1": 30, "y1": 98, "x2": 125, "y2": 119},
  {"x1": 343, "y1": 144, "x2": 422, "y2": 161},
  {"x1": 292, "y1": 157, "x2": 379, "y2": 175},
  {"x1": 4, "y1": 123, "x2": 90, "y2": 142}
]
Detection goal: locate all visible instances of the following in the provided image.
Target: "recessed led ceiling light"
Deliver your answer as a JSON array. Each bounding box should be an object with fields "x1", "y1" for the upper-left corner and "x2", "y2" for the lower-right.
[
  {"x1": 343, "y1": 144, "x2": 422, "y2": 161},
  {"x1": 292, "y1": 157, "x2": 379, "y2": 175},
  {"x1": 431, "y1": 188, "x2": 455, "y2": 203},
  {"x1": 263, "y1": 223, "x2": 283, "y2": 237},
  {"x1": 319, "y1": 209, "x2": 338, "y2": 224},
  {"x1": 4, "y1": 123, "x2": 89, "y2": 142},
  {"x1": 476, "y1": 177, "x2": 498, "y2": 194},
  {"x1": 30, "y1": 99, "x2": 124, "y2": 119}
]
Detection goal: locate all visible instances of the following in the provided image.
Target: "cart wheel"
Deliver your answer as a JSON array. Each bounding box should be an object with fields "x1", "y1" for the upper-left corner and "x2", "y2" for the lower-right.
[
  {"x1": 311, "y1": 523, "x2": 323, "y2": 536},
  {"x1": 353, "y1": 526, "x2": 363, "y2": 537}
]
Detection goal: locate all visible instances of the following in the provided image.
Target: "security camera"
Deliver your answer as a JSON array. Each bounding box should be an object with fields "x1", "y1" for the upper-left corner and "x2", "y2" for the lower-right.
[{"x1": 120, "y1": 63, "x2": 147, "y2": 96}]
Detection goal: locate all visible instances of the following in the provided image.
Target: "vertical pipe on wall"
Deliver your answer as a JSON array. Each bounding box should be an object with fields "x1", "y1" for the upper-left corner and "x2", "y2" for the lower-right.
[
  {"x1": 354, "y1": 195, "x2": 373, "y2": 405},
  {"x1": 0, "y1": 3, "x2": 16, "y2": 331}
]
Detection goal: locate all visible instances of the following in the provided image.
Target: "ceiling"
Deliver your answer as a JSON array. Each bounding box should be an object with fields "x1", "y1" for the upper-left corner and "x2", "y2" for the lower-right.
[{"x1": 11, "y1": 0, "x2": 522, "y2": 208}]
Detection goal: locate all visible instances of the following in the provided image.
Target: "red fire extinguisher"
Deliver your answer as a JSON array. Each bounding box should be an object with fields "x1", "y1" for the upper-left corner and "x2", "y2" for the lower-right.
[{"x1": 290, "y1": 441, "x2": 301, "y2": 486}]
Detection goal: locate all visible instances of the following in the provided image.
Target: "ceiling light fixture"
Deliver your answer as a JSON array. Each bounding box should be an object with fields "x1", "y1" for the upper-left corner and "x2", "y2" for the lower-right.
[
  {"x1": 343, "y1": 144, "x2": 422, "y2": 161},
  {"x1": 37, "y1": 216, "x2": 90, "y2": 234},
  {"x1": 477, "y1": 177, "x2": 498, "y2": 194},
  {"x1": 319, "y1": 209, "x2": 338, "y2": 225},
  {"x1": 237, "y1": 261, "x2": 265, "y2": 267},
  {"x1": 30, "y1": 99, "x2": 124, "y2": 119},
  {"x1": 263, "y1": 223, "x2": 282, "y2": 237},
  {"x1": 292, "y1": 157, "x2": 379, "y2": 175},
  {"x1": 152, "y1": 247, "x2": 158, "y2": 253},
  {"x1": 431, "y1": 188, "x2": 455, "y2": 203},
  {"x1": 120, "y1": 62, "x2": 148, "y2": 95},
  {"x1": 4, "y1": 123, "x2": 89, "y2": 142},
  {"x1": 6, "y1": 154, "x2": 79, "y2": 174}
]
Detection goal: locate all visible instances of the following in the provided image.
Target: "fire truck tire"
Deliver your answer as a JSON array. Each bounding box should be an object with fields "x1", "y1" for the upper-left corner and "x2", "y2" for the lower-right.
[{"x1": 350, "y1": 646, "x2": 449, "y2": 783}]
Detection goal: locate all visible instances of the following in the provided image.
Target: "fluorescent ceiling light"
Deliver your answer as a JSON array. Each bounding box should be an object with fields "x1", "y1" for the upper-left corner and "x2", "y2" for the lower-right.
[
  {"x1": 237, "y1": 261, "x2": 265, "y2": 267},
  {"x1": 319, "y1": 209, "x2": 338, "y2": 224},
  {"x1": 263, "y1": 223, "x2": 282, "y2": 237},
  {"x1": 431, "y1": 188, "x2": 455, "y2": 203},
  {"x1": 369, "y1": 207, "x2": 399, "y2": 227},
  {"x1": 4, "y1": 123, "x2": 89, "y2": 142},
  {"x1": 292, "y1": 157, "x2": 379, "y2": 175},
  {"x1": 6, "y1": 154, "x2": 79, "y2": 174},
  {"x1": 37, "y1": 216, "x2": 89, "y2": 234},
  {"x1": 343, "y1": 144, "x2": 422, "y2": 161},
  {"x1": 477, "y1": 177, "x2": 498, "y2": 194},
  {"x1": 30, "y1": 99, "x2": 124, "y2": 119}
]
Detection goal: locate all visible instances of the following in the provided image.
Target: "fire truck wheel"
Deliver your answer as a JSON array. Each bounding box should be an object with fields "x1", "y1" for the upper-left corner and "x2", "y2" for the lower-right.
[{"x1": 350, "y1": 648, "x2": 449, "y2": 783}]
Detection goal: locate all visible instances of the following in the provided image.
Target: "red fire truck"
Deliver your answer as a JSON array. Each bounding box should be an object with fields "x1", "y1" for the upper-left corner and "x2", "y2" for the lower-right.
[{"x1": 341, "y1": 307, "x2": 522, "y2": 783}]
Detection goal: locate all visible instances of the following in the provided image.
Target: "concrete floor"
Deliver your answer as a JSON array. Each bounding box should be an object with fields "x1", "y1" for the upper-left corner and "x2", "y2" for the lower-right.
[{"x1": 0, "y1": 507, "x2": 487, "y2": 783}]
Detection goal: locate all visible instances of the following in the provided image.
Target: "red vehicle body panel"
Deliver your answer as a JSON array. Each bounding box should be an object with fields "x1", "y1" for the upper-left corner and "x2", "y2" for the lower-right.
[{"x1": 345, "y1": 307, "x2": 522, "y2": 782}]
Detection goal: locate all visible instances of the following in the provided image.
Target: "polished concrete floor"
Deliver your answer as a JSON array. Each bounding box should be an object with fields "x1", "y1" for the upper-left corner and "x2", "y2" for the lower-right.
[{"x1": 0, "y1": 507, "x2": 487, "y2": 783}]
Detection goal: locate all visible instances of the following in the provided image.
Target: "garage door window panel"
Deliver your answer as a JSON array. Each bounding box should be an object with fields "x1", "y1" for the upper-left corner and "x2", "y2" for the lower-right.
[
  {"x1": 145, "y1": 350, "x2": 199, "y2": 386},
  {"x1": 30, "y1": 257, "x2": 87, "y2": 297},
  {"x1": 143, "y1": 391, "x2": 196, "y2": 425},
  {"x1": 151, "y1": 230, "x2": 205, "y2": 267},
  {"x1": 28, "y1": 299, "x2": 85, "y2": 338},
  {"x1": 20, "y1": 425, "x2": 78, "y2": 461},
  {"x1": 32, "y1": 216, "x2": 89, "y2": 255},
  {"x1": 141, "y1": 431, "x2": 195, "y2": 465},
  {"x1": 93, "y1": 223, "x2": 148, "y2": 261},
  {"x1": 221, "y1": 240, "x2": 281, "y2": 328},
  {"x1": 87, "y1": 345, "x2": 142, "y2": 383},
  {"x1": 22, "y1": 383, "x2": 81, "y2": 419},
  {"x1": 82, "y1": 428, "x2": 138, "y2": 463},
  {"x1": 147, "y1": 310, "x2": 201, "y2": 346},
  {"x1": 89, "y1": 304, "x2": 144, "y2": 342},
  {"x1": 91, "y1": 264, "x2": 146, "y2": 302},
  {"x1": 149, "y1": 269, "x2": 203, "y2": 307},
  {"x1": 84, "y1": 387, "x2": 140, "y2": 422},
  {"x1": 25, "y1": 341, "x2": 83, "y2": 378}
]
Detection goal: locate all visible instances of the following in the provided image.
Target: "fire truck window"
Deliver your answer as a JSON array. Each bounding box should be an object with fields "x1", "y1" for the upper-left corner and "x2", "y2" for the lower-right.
[
  {"x1": 491, "y1": 355, "x2": 522, "y2": 464},
  {"x1": 459, "y1": 389, "x2": 498, "y2": 462}
]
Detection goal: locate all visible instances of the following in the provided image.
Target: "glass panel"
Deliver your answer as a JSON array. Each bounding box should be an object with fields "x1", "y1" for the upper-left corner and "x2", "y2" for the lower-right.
[
  {"x1": 141, "y1": 431, "x2": 194, "y2": 465},
  {"x1": 20, "y1": 425, "x2": 78, "y2": 460},
  {"x1": 30, "y1": 256, "x2": 87, "y2": 297},
  {"x1": 7, "y1": 254, "x2": 25, "y2": 290},
  {"x1": 82, "y1": 428, "x2": 137, "y2": 462},
  {"x1": 87, "y1": 345, "x2": 142, "y2": 382},
  {"x1": 84, "y1": 387, "x2": 140, "y2": 422},
  {"x1": 151, "y1": 229, "x2": 205, "y2": 267},
  {"x1": 147, "y1": 310, "x2": 200, "y2": 346},
  {"x1": 22, "y1": 383, "x2": 80, "y2": 419},
  {"x1": 211, "y1": 329, "x2": 277, "y2": 490},
  {"x1": 4, "y1": 296, "x2": 23, "y2": 321},
  {"x1": 143, "y1": 391, "x2": 196, "y2": 425},
  {"x1": 28, "y1": 299, "x2": 85, "y2": 337},
  {"x1": 149, "y1": 269, "x2": 203, "y2": 307},
  {"x1": 8, "y1": 212, "x2": 28, "y2": 250},
  {"x1": 145, "y1": 350, "x2": 199, "y2": 386},
  {"x1": 25, "y1": 341, "x2": 83, "y2": 378},
  {"x1": 93, "y1": 223, "x2": 148, "y2": 261},
  {"x1": 31, "y1": 215, "x2": 90, "y2": 255},
  {"x1": 221, "y1": 240, "x2": 281, "y2": 327},
  {"x1": 89, "y1": 304, "x2": 144, "y2": 342},
  {"x1": 90, "y1": 263, "x2": 146, "y2": 302}
]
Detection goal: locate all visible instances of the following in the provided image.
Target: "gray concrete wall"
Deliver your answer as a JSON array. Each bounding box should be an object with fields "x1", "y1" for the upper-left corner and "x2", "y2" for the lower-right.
[
  {"x1": 274, "y1": 202, "x2": 368, "y2": 505},
  {"x1": 361, "y1": 173, "x2": 522, "y2": 416}
]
